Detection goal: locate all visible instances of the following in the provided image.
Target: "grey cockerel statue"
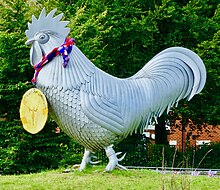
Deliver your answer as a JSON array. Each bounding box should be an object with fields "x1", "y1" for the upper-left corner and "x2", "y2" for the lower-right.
[{"x1": 25, "y1": 9, "x2": 206, "y2": 171}]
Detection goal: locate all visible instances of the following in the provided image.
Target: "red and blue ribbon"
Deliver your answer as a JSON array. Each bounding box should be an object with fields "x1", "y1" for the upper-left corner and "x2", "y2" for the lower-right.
[{"x1": 32, "y1": 38, "x2": 75, "y2": 85}]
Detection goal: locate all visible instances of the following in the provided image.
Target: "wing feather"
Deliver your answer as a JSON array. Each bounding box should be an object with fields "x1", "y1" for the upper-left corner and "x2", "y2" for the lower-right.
[{"x1": 81, "y1": 90, "x2": 124, "y2": 135}]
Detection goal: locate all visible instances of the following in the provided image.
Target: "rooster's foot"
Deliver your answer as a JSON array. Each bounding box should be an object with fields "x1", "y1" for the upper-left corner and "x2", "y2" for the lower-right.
[
  {"x1": 104, "y1": 145, "x2": 127, "y2": 172},
  {"x1": 79, "y1": 149, "x2": 100, "y2": 171}
]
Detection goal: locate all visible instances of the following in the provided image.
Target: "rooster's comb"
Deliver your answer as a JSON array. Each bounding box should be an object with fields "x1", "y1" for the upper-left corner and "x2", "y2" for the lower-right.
[{"x1": 25, "y1": 8, "x2": 70, "y2": 39}]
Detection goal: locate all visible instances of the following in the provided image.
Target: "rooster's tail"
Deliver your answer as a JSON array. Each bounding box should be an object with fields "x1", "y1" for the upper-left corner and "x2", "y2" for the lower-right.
[
  {"x1": 131, "y1": 47, "x2": 206, "y2": 101},
  {"x1": 129, "y1": 47, "x2": 206, "y2": 123}
]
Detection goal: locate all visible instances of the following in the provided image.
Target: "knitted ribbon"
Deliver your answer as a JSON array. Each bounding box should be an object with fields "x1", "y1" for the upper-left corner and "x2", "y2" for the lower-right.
[{"x1": 31, "y1": 37, "x2": 75, "y2": 85}]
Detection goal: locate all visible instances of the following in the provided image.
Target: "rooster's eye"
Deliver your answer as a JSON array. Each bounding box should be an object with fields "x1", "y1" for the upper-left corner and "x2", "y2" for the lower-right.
[
  {"x1": 37, "y1": 33, "x2": 49, "y2": 44},
  {"x1": 40, "y1": 35, "x2": 45, "y2": 39}
]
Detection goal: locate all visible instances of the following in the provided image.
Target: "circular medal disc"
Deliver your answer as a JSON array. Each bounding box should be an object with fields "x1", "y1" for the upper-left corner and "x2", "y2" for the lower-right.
[{"x1": 20, "y1": 88, "x2": 48, "y2": 134}]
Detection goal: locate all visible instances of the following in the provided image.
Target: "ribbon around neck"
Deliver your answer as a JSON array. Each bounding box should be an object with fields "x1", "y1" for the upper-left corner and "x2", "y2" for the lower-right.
[{"x1": 31, "y1": 38, "x2": 75, "y2": 85}]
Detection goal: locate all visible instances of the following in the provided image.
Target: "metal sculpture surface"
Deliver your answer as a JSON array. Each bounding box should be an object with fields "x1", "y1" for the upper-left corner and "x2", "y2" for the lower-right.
[{"x1": 25, "y1": 8, "x2": 206, "y2": 171}]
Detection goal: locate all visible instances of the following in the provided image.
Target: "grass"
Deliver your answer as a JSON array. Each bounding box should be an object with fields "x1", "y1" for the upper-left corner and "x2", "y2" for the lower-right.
[{"x1": 0, "y1": 166, "x2": 219, "y2": 190}]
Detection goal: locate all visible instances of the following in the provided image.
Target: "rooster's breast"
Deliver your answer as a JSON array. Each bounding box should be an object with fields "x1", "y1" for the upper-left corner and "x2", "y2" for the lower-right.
[{"x1": 38, "y1": 85, "x2": 120, "y2": 152}]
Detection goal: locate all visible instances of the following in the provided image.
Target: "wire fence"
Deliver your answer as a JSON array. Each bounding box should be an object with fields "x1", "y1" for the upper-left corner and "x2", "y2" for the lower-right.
[
  {"x1": 69, "y1": 135, "x2": 220, "y2": 171},
  {"x1": 93, "y1": 138, "x2": 220, "y2": 170},
  {"x1": 126, "y1": 166, "x2": 220, "y2": 176}
]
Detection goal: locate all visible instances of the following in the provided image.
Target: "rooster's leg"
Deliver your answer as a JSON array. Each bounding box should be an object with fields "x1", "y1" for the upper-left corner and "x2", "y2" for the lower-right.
[
  {"x1": 79, "y1": 149, "x2": 99, "y2": 171},
  {"x1": 104, "y1": 145, "x2": 127, "y2": 172}
]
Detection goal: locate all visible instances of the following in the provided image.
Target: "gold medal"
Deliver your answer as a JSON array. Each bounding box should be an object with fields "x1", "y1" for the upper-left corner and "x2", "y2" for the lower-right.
[{"x1": 20, "y1": 88, "x2": 48, "y2": 134}]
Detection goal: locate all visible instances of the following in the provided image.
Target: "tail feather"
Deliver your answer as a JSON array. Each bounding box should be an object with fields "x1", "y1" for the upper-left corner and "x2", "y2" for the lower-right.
[
  {"x1": 156, "y1": 47, "x2": 206, "y2": 100},
  {"x1": 131, "y1": 47, "x2": 206, "y2": 102}
]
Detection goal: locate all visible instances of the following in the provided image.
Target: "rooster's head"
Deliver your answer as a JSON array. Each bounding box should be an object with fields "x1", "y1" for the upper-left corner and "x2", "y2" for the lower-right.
[{"x1": 25, "y1": 8, "x2": 70, "y2": 66}]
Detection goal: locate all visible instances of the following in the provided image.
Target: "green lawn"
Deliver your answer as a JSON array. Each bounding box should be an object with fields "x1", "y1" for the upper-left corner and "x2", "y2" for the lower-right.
[{"x1": 0, "y1": 167, "x2": 219, "y2": 190}]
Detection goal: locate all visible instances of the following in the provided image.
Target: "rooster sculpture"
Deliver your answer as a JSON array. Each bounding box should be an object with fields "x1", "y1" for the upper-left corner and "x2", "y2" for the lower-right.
[{"x1": 25, "y1": 8, "x2": 206, "y2": 171}]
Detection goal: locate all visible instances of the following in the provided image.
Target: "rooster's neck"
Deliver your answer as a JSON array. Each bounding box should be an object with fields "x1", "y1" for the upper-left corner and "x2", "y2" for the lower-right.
[{"x1": 36, "y1": 45, "x2": 96, "y2": 90}]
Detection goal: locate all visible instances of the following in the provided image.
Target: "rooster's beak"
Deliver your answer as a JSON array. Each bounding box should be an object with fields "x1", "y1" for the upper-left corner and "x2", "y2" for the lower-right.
[{"x1": 25, "y1": 38, "x2": 35, "y2": 45}]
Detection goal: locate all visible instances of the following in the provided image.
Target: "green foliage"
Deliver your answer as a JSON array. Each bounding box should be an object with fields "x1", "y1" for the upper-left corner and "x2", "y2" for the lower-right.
[
  {"x1": 195, "y1": 30, "x2": 220, "y2": 124},
  {"x1": 0, "y1": 0, "x2": 83, "y2": 175},
  {"x1": 0, "y1": 118, "x2": 84, "y2": 175},
  {"x1": 58, "y1": 140, "x2": 84, "y2": 168},
  {"x1": 0, "y1": 0, "x2": 29, "y2": 33},
  {"x1": 193, "y1": 143, "x2": 220, "y2": 169}
]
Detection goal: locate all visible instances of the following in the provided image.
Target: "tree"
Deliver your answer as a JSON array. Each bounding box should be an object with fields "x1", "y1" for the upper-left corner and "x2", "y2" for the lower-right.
[
  {"x1": 171, "y1": 2, "x2": 220, "y2": 139},
  {"x1": 151, "y1": 0, "x2": 220, "y2": 144},
  {"x1": 0, "y1": 0, "x2": 82, "y2": 175},
  {"x1": 196, "y1": 30, "x2": 220, "y2": 125}
]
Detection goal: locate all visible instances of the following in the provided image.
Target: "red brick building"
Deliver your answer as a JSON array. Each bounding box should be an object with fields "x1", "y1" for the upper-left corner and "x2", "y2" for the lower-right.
[{"x1": 144, "y1": 119, "x2": 220, "y2": 150}]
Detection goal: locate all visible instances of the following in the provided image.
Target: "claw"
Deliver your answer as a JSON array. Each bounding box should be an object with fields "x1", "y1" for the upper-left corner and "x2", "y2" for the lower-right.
[
  {"x1": 104, "y1": 145, "x2": 127, "y2": 172},
  {"x1": 89, "y1": 160, "x2": 101, "y2": 165},
  {"x1": 79, "y1": 149, "x2": 99, "y2": 171},
  {"x1": 91, "y1": 155, "x2": 98, "y2": 159},
  {"x1": 117, "y1": 152, "x2": 126, "y2": 161},
  {"x1": 117, "y1": 164, "x2": 127, "y2": 170},
  {"x1": 115, "y1": 152, "x2": 122, "y2": 156},
  {"x1": 89, "y1": 155, "x2": 101, "y2": 165}
]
